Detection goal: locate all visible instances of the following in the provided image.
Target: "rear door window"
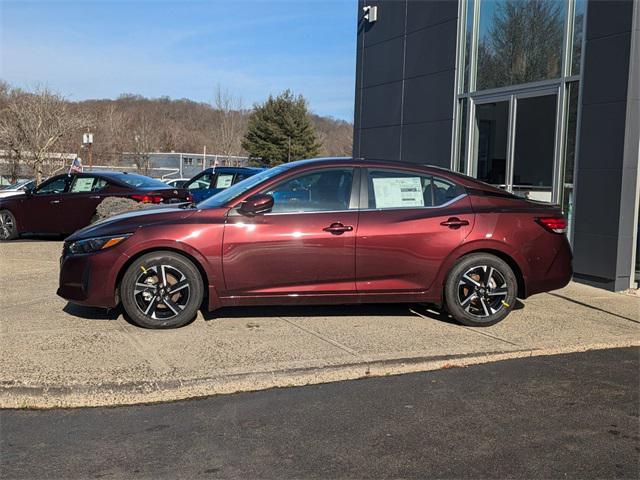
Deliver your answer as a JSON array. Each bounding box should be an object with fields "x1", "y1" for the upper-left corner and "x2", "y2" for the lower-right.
[
  {"x1": 69, "y1": 176, "x2": 109, "y2": 193},
  {"x1": 214, "y1": 173, "x2": 234, "y2": 189},
  {"x1": 367, "y1": 170, "x2": 464, "y2": 209}
]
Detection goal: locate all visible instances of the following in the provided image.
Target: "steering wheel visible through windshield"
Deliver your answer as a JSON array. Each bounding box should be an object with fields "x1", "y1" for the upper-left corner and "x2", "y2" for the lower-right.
[{"x1": 197, "y1": 165, "x2": 289, "y2": 209}]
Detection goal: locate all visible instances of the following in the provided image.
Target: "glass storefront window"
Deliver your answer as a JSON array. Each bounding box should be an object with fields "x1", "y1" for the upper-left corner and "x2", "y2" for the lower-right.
[
  {"x1": 474, "y1": 101, "x2": 509, "y2": 187},
  {"x1": 475, "y1": 0, "x2": 566, "y2": 90},
  {"x1": 571, "y1": 0, "x2": 586, "y2": 75},
  {"x1": 457, "y1": 99, "x2": 468, "y2": 173},
  {"x1": 512, "y1": 94, "x2": 557, "y2": 202},
  {"x1": 463, "y1": 0, "x2": 475, "y2": 92},
  {"x1": 562, "y1": 82, "x2": 579, "y2": 238}
]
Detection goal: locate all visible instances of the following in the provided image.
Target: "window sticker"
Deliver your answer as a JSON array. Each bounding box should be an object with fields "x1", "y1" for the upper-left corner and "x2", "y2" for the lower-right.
[
  {"x1": 215, "y1": 174, "x2": 234, "y2": 188},
  {"x1": 372, "y1": 177, "x2": 424, "y2": 208},
  {"x1": 71, "y1": 177, "x2": 95, "y2": 193}
]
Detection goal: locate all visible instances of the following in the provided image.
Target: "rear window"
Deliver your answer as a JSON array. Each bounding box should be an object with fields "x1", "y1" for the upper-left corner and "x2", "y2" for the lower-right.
[{"x1": 113, "y1": 174, "x2": 168, "y2": 189}]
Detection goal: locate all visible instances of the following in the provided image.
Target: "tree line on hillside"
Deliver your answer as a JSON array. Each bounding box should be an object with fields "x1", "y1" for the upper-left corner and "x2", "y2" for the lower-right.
[{"x1": 0, "y1": 81, "x2": 353, "y2": 183}]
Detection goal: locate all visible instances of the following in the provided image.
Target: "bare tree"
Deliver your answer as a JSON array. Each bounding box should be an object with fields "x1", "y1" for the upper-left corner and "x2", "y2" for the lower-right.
[
  {"x1": 0, "y1": 86, "x2": 88, "y2": 183},
  {"x1": 212, "y1": 85, "x2": 245, "y2": 161},
  {"x1": 129, "y1": 113, "x2": 158, "y2": 175}
]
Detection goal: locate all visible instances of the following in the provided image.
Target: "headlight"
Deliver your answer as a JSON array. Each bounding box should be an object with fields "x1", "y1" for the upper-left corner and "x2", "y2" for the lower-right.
[{"x1": 68, "y1": 234, "x2": 132, "y2": 254}]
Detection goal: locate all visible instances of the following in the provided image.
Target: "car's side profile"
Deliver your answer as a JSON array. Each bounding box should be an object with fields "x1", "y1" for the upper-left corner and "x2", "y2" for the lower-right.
[
  {"x1": 184, "y1": 166, "x2": 265, "y2": 202},
  {"x1": 58, "y1": 158, "x2": 572, "y2": 329},
  {"x1": 0, "y1": 172, "x2": 191, "y2": 240}
]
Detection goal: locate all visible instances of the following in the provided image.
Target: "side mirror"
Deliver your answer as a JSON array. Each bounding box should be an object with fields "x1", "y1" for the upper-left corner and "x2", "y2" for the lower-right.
[
  {"x1": 239, "y1": 194, "x2": 274, "y2": 216},
  {"x1": 24, "y1": 187, "x2": 34, "y2": 196}
]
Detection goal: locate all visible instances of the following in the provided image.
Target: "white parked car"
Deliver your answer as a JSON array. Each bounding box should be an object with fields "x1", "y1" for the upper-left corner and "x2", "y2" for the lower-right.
[{"x1": 0, "y1": 179, "x2": 35, "y2": 199}]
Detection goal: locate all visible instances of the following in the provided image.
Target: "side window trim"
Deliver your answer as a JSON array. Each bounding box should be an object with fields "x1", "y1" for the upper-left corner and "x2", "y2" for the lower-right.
[{"x1": 361, "y1": 168, "x2": 466, "y2": 211}]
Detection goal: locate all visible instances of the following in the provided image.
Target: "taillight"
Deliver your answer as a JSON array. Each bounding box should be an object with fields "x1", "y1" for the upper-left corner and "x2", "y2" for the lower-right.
[
  {"x1": 130, "y1": 194, "x2": 163, "y2": 204},
  {"x1": 536, "y1": 217, "x2": 567, "y2": 234},
  {"x1": 186, "y1": 194, "x2": 193, "y2": 203}
]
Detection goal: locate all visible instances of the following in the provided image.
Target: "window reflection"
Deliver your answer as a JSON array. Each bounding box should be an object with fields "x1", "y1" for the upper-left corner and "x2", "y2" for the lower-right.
[
  {"x1": 474, "y1": 102, "x2": 509, "y2": 186},
  {"x1": 476, "y1": 0, "x2": 566, "y2": 90},
  {"x1": 512, "y1": 94, "x2": 557, "y2": 202},
  {"x1": 571, "y1": 0, "x2": 586, "y2": 75}
]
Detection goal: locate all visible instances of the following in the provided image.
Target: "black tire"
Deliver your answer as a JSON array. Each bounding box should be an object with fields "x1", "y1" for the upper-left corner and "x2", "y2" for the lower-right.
[
  {"x1": 444, "y1": 253, "x2": 517, "y2": 327},
  {"x1": 120, "y1": 251, "x2": 204, "y2": 329},
  {"x1": 0, "y1": 209, "x2": 18, "y2": 240}
]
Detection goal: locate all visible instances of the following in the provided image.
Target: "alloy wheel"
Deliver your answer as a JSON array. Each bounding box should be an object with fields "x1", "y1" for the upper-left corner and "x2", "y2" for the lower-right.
[
  {"x1": 0, "y1": 212, "x2": 15, "y2": 240},
  {"x1": 457, "y1": 265, "x2": 509, "y2": 318},
  {"x1": 133, "y1": 264, "x2": 191, "y2": 320}
]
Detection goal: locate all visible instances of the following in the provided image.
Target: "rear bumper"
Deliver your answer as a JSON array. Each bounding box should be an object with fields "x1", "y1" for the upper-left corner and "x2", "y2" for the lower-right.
[
  {"x1": 525, "y1": 237, "x2": 573, "y2": 297},
  {"x1": 57, "y1": 250, "x2": 123, "y2": 308}
]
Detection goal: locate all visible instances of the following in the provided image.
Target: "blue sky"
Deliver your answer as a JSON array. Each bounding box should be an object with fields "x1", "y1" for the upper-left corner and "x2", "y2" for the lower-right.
[{"x1": 0, "y1": 0, "x2": 357, "y2": 120}]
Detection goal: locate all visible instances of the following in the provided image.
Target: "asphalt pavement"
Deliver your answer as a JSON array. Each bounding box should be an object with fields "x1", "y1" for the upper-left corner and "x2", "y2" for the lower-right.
[
  {"x1": 2, "y1": 241, "x2": 639, "y2": 408},
  {"x1": 2, "y1": 347, "x2": 638, "y2": 479}
]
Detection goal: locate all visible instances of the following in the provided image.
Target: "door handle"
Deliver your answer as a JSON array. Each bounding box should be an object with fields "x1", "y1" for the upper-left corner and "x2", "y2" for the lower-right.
[
  {"x1": 89, "y1": 195, "x2": 101, "y2": 200},
  {"x1": 440, "y1": 217, "x2": 469, "y2": 229},
  {"x1": 49, "y1": 200, "x2": 60, "y2": 204},
  {"x1": 323, "y1": 222, "x2": 353, "y2": 235}
]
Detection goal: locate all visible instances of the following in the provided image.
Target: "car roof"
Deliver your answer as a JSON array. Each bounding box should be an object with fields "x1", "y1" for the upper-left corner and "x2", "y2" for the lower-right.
[{"x1": 281, "y1": 157, "x2": 511, "y2": 195}]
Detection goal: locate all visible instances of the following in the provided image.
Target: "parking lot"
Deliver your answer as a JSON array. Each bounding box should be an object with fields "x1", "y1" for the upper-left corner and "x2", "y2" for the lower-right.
[{"x1": 1, "y1": 240, "x2": 639, "y2": 408}]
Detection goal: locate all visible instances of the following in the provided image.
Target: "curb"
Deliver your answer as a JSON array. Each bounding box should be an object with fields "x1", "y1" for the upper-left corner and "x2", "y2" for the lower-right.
[{"x1": 2, "y1": 341, "x2": 639, "y2": 409}]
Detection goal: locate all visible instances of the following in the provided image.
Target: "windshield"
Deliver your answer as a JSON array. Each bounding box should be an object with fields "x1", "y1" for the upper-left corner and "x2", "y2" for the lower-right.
[
  {"x1": 198, "y1": 165, "x2": 288, "y2": 208},
  {"x1": 113, "y1": 174, "x2": 170, "y2": 189}
]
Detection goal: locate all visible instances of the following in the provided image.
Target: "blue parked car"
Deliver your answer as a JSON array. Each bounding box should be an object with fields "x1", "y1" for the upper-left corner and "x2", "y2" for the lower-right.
[{"x1": 185, "y1": 166, "x2": 265, "y2": 202}]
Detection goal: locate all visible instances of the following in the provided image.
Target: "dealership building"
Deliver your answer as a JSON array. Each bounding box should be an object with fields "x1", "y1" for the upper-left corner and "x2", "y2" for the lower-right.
[{"x1": 353, "y1": 0, "x2": 639, "y2": 291}]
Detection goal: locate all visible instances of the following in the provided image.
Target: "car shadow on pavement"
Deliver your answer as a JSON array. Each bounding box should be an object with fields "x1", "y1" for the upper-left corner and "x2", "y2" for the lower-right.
[
  {"x1": 203, "y1": 303, "x2": 418, "y2": 321},
  {"x1": 63, "y1": 302, "x2": 121, "y2": 321}
]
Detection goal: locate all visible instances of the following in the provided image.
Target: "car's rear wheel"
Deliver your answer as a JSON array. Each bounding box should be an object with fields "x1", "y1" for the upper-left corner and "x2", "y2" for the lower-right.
[
  {"x1": 120, "y1": 251, "x2": 204, "y2": 329},
  {"x1": 445, "y1": 253, "x2": 517, "y2": 327},
  {"x1": 0, "y1": 210, "x2": 18, "y2": 240}
]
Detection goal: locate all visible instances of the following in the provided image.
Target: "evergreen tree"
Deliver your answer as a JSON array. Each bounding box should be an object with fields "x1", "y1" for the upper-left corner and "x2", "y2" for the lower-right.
[{"x1": 242, "y1": 90, "x2": 321, "y2": 166}]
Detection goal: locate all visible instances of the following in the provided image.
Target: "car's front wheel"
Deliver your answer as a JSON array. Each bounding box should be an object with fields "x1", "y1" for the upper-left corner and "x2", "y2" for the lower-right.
[
  {"x1": 445, "y1": 253, "x2": 517, "y2": 327},
  {"x1": 0, "y1": 210, "x2": 18, "y2": 240},
  {"x1": 120, "y1": 251, "x2": 204, "y2": 329}
]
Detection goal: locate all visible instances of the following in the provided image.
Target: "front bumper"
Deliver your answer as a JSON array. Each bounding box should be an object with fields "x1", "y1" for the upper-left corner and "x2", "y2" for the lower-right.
[{"x1": 57, "y1": 248, "x2": 125, "y2": 308}]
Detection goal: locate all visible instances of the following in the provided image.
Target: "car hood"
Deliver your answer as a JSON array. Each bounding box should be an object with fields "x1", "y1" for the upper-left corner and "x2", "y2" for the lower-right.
[
  {"x1": 0, "y1": 192, "x2": 27, "y2": 203},
  {"x1": 66, "y1": 206, "x2": 201, "y2": 241}
]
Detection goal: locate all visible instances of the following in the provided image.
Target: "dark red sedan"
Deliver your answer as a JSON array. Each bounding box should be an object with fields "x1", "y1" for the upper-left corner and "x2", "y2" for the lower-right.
[
  {"x1": 58, "y1": 158, "x2": 572, "y2": 328},
  {"x1": 0, "y1": 172, "x2": 191, "y2": 240}
]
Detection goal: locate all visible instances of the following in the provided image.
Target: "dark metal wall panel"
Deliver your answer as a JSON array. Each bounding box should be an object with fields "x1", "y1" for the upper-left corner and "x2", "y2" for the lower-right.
[
  {"x1": 404, "y1": 20, "x2": 458, "y2": 78},
  {"x1": 401, "y1": 120, "x2": 453, "y2": 166},
  {"x1": 406, "y1": 0, "x2": 458, "y2": 33},
  {"x1": 402, "y1": 69, "x2": 456, "y2": 124},
  {"x1": 353, "y1": 0, "x2": 459, "y2": 165},
  {"x1": 572, "y1": 0, "x2": 637, "y2": 291}
]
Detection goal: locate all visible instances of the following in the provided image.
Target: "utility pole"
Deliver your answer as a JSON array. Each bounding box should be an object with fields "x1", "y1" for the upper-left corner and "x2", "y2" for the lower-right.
[
  {"x1": 203, "y1": 145, "x2": 207, "y2": 171},
  {"x1": 288, "y1": 136, "x2": 291, "y2": 163},
  {"x1": 82, "y1": 132, "x2": 94, "y2": 171}
]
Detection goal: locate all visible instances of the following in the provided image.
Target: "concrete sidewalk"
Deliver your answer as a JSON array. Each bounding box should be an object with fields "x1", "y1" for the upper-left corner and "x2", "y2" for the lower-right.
[{"x1": 1, "y1": 241, "x2": 638, "y2": 408}]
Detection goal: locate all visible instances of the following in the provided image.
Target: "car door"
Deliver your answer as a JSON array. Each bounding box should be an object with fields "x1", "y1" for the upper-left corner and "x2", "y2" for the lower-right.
[
  {"x1": 355, "y1": 168, "x2": 474, "y2": 293},
  {"x1": 22, "y1": 175, "x2": 70, "y2": 233},
  {"x1": 222, "y1": 167, "x2": 359, "y2": 296},
  {"x1": 61, "y1": 175, "x2": 110, "y2": 233}
]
